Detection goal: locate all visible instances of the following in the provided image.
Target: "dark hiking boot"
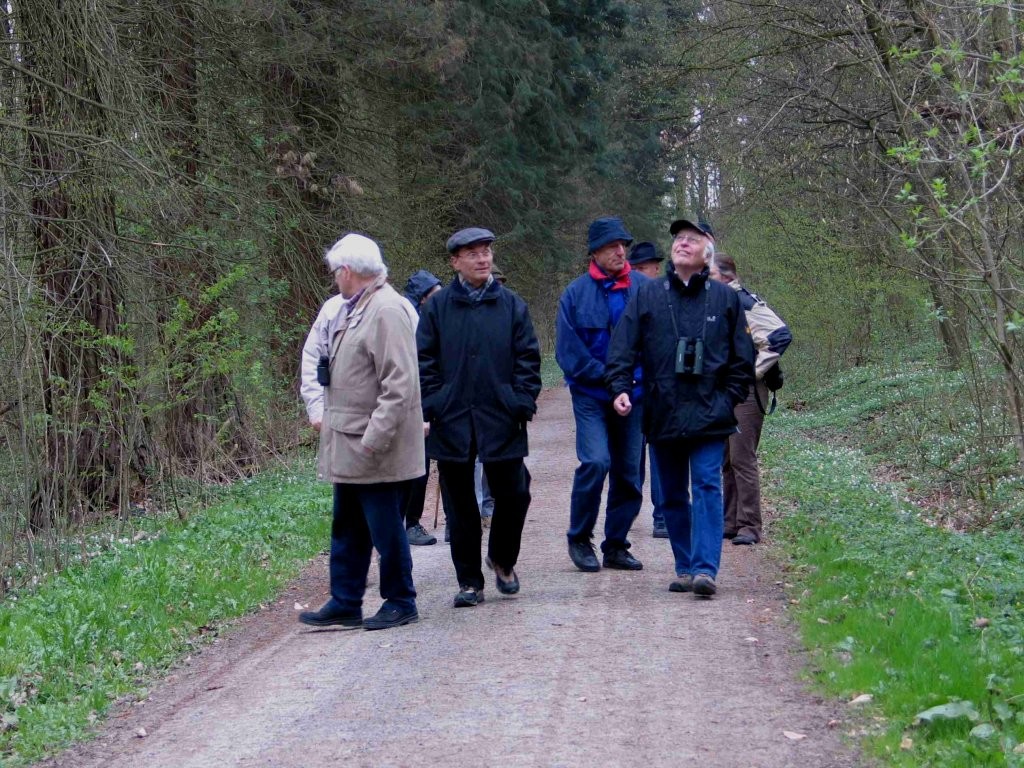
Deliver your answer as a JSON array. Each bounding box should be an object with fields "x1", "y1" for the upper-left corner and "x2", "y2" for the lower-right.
[
  {"x1": 693, "y1": 574, "x2": 717, "y2": 597},
  {"x1": 669, "y1": 575, "x2": 693, "y2": 593},
  {"x1": 732, "y1": 533, "x2": 758, "y2": 546},
  {"x1": 568, "y1": 540, "x2": 600, "y2": 572},
  {"x1": 602, "y1": 547, "x2": 643, "y2": 571},
  {"x1": 406, "y1": 523, "x2": 437, "y2": 546},
  {"x1": 485, "y1": 556, "x2": 520, "y2": 595},
  {"x1": 298, "y1": 601, "x2": 362, "y2": 629},
  {"x1": 454, "y1": 586, "x2": 484, "y2": 607},
  {"x1": 363, "y1": 604, "x2": 418, "y2": 631},
  {"x1": 652, "y1": 519, "x2": 669, "y2": 538}
]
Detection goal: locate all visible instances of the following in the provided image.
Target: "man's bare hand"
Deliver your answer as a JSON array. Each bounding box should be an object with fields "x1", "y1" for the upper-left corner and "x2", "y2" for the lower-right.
[
  {"x1": 423, "y1": 421, "x2": 430, "y2": 437},
  {"x1": 310, "y1": 419, "x2": 322, "y2": 432},
  {"x1": 613, "y1": 392, "x2": 632, "y2": 416}
]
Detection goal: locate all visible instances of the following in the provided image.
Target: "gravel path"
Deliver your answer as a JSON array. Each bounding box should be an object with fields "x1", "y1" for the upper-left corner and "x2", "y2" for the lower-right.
[{"x1": 43, "y1": 387, "x2": 860, "y2": 768}]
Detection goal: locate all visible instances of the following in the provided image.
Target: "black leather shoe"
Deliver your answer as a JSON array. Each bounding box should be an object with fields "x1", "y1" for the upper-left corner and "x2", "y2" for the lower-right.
[
  {"x1": 454, "y1": 586, "x2": 485, "y2": 607},
  {"x1": 298, "y1": 601, "x2": 362, "y2": 628},
  {"x1": 486, "y1": 556, "x2": 520, "y2": 595},
  {"x1": 603, "y1": 547, "x2": 643, "y2": 570},
  {"x1": 652, "y1": 520, "x2": 669, "y2": 539},
  {"x1": 364, "y1": 604, "x2": 418, "y2": 631},
  {"x1": 732, "y1": 534, "x2": 758, "y2": 546},
  {"x1": 568, "y1": 540, "x2": 600, "y2": 572}
]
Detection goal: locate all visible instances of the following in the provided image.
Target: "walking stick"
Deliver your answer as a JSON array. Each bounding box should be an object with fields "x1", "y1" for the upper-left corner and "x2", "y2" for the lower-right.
[{"x1": 432, "y1": 464, "x2": 441, "y2": 529}]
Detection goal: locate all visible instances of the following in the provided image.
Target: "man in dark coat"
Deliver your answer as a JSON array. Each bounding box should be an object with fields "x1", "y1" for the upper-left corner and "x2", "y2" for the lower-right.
[
  {"x1": 606, "y1": 218, "x2": 754, "y2": 598},
  {"x1": 556, "y1": 216, "x2": 646, "y2": 573},
  {"x1": 417, "y1": 227, "x2": 542, "y2": 608}
]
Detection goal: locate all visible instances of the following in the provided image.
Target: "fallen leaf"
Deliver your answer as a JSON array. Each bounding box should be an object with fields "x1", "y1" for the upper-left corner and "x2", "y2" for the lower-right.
[
  {"x1": 578, "y1": 696, "x2": 587, "y2": 702},
  {"x1": 294, "y1": 602, "x2": 309, "y2": 611},
  {"x1": 783, "y1": 730, "x2": 807, "y2": 741},
  {"x1": 817, "y1": 617, "x2": 830, "y2": 624},
  {"x1": 136, "y1": 727, "x2": 148, "y2": 738},
  {"x1": 745, "y1": 637, "x2": 759, "y2": 643},
  {"x1": 900, "y1": 737, "x2": 913, "y2": 750},
  {"x1": 913, "y1": 700, "x2": 980, "y2": 725},
  {"x1": 826, "y1": 719, "x2": 841, "y2": 728},
  {"x1": 849, "y1": 694, "x2": 873, "y2": 705}
]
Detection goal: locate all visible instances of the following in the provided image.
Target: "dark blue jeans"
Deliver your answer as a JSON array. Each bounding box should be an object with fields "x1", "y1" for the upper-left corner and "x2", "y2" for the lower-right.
[
  {"x1": 566, "y1": 390, "x2": 644, "y2": 550},
  {"x1": 642, "y1": 442, "x2": 666, "y2": 527},
  {"x1": 329, "y1": 482, "x2": 416, "y2": 613},
  {"x1": 650, "y1": 438, "x2": 726, "y2": 579}
]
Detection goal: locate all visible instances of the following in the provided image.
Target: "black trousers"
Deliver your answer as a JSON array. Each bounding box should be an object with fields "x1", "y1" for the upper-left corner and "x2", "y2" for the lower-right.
[
  {"x1": 438, "y1": 458, "x2": 531, "y2": 590},
  {"x1": 402, "y1": 451, "x2": 451, "y2": 529}
]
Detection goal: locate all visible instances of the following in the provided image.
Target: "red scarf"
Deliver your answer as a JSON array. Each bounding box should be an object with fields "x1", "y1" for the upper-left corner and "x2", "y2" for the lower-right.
[{"x1": 589, "y1": 259, "x2": 632, "y2": 290}]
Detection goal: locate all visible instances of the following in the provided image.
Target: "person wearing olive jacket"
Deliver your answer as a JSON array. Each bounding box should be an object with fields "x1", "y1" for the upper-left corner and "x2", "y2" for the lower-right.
[
  {"x1": 417, "y1": 227, "x2": 542, "y2": 609},
  {"x1": 606, "y1": 218, "x2": 754, "y2": 598}
]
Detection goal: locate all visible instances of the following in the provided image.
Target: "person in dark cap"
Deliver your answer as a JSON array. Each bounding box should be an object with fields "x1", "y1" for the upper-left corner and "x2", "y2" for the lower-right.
[
  {"x1": 627, "y1": 242, "x2": 669, "y2": 539},
  {"x1": 556, "y1": 216, "x2": 647, "y2": 573},
  {"x1": 606, "y1": 216, "x2": 754, "y2": 598},
  {"x1": 417, "y1": 227, "x2": 542, "y2": 608},
  {"x1": 628, "y1": 241, "x2": 665, "y2": 280},
  {"x1": 397, "y1": 270, "x2": 445, "y2": 547}
]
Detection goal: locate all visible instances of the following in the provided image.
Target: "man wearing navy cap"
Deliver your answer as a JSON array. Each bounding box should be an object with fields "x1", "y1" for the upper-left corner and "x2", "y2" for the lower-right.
[
  {"x1": 556, "y1": 216, "x2": 647, "y2": 573},
  {"x1": 417, "y1": 227, "x2": 542, "y2": 608},
  {"x1": 607, "y1": 217, "x2": 754, "y2": 598}
]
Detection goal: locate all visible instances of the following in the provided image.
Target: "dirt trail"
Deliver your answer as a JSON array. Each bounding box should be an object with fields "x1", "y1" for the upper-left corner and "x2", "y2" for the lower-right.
[{"x1": 43, "y1": 387, "x2": 860, "y2": 768}]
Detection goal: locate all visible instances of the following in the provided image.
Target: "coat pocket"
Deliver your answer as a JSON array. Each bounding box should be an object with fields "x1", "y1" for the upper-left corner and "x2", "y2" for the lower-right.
[
  {"x1": 328, "y1": 409, "x2": 371, "y2": 435},
  {"x1": 325, "y1": 409, "x2": 378, "y2": 475}
]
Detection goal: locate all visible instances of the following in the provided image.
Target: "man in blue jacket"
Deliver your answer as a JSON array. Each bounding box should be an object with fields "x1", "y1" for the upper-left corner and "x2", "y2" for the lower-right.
[
  {"x1": 607, "y1": 218, "x2": 754, "y2": 598},
  {"x1": 556, "y1": 216, "x2": 646, "y2": 573},
  {"x1": 417, "y1": 227, "x2": 542, "y2": 608}
]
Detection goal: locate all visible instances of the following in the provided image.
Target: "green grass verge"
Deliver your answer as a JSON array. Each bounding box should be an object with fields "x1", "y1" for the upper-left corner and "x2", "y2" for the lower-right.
[
  {"x1": 0, "y1": 461, "x2": 331, "y2": 764},
  {"x1": 765, "y1": 400, "x2": 1024, "y2": 765}
]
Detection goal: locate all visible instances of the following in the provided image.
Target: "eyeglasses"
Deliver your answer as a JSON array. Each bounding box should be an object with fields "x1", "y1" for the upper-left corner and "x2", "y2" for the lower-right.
[
  {"x1": 461, "y1": 245, "x2": 492, "y2": 259},
  {"x1": 673, "y1": 234, "x2": 705, "y2": 245}
]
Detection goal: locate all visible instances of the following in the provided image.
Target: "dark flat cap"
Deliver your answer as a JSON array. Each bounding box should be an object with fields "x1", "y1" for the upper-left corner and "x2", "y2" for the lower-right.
[
  {"x1": 628, "y1": 241, "x2": 662, "y2": 265},
  {"x1": 669, "y1": 217, "x2": 715, "y2": 240},
  {"x1": 446, "y1": 227, "x2": 496, "y2": 253}
]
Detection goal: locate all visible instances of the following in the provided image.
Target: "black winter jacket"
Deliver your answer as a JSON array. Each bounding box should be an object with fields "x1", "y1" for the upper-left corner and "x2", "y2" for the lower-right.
[
  {"x1": 417, "y1": 278, "x2": 542, "y2": 461},
  {"x1": 606, "y1": 268, "x2": 755, "y2": 442}
]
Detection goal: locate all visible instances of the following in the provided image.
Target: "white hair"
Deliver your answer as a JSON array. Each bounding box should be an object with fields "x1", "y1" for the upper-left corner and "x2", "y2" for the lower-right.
[
  {"x1": 703, "y1": 239, "x2": 715, "y2": 264},
  {"x1": 324, "y1": 233, "x2": 387, "y2": 278}
]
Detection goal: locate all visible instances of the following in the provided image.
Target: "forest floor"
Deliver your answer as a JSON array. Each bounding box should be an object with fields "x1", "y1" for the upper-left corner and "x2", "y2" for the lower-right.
[{"x1": 39, "y1": 387, "x2": 862, "y2": 768}]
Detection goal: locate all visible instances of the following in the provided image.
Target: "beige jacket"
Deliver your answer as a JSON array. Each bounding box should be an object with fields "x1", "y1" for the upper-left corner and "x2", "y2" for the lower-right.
[{"x1": 317, "y1": 277, "x2": 425, "y2": 484}]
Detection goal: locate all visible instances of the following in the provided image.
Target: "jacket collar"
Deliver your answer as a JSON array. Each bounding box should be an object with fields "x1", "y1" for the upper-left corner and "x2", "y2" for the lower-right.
[
  {"x1": 450, "y1": 275, "x2": 502, "y2": 303},
  {"x1": 668, "y1": 266, "x2": 709, "y2": 294}
]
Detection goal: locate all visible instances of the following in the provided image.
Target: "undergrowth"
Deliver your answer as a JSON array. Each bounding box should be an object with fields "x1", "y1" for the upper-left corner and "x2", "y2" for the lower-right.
[
  {"x1": 767, "y1": 361, "x2": 1024, "y2": 766},
  {"x1": 0, "y1": 461, "x2": 330, "y2": 765}
]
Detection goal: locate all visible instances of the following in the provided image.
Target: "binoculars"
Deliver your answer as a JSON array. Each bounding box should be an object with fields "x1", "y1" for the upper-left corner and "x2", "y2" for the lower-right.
[
  {"x1": 675, "y1": 337, "x2": 704, "y2": 376},
  {"x1": 317, "y1": 355, "x2": 331, "y2": 386}
]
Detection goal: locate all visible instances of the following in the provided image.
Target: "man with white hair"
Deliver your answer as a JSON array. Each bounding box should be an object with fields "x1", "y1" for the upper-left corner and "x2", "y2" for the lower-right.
[
  {"x1": 606, "y1": 218, "x2": 753, "y2": 598},
  {"x1": 298, "y1": 233, "x2": 424, "y2": 631}
]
